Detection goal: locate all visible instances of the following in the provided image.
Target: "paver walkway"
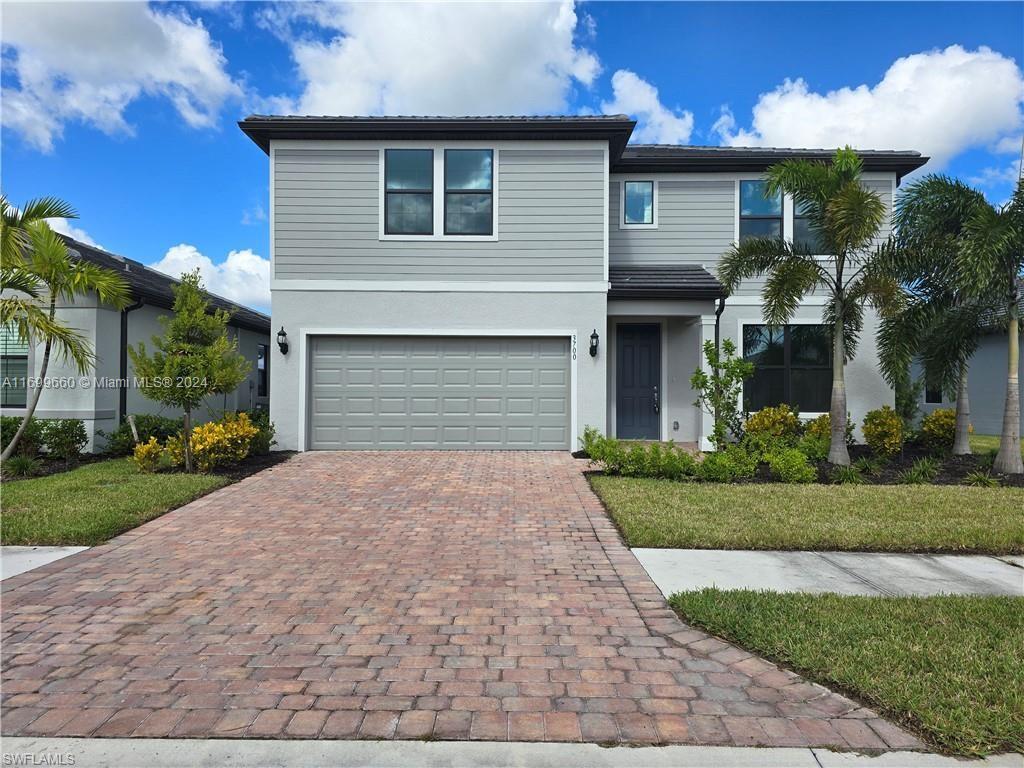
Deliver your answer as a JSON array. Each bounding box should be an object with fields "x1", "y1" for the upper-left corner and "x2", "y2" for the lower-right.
[{"x1": 1, "y1": 452, "x2": 923, "y2": 749}]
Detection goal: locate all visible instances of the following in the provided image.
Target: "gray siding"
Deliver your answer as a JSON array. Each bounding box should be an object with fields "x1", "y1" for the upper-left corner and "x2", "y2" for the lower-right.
[{"x1": 273, "y1": 146, "x2": 606, "y2": 282}]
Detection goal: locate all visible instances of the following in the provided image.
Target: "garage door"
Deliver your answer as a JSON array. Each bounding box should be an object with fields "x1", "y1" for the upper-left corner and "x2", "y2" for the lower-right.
[{"x1": 308, "y1": 336, "x2": 571, "y2": 450}]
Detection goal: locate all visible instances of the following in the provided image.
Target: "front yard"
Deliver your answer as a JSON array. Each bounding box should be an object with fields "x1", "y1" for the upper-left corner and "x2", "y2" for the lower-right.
[
  {"x1": 590, "y1": 476, "x2": 1024, "y2": 553},
  {"x1": 1, "y1": 459, "x2": 228, "y2": 546},
  {"x1": 670, "y1": 589, "x2": 1024, "y2": 756}
]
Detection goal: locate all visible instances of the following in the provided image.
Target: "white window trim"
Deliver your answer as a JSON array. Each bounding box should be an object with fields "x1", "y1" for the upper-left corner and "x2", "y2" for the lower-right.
[
  {"x1": 618, "y1": 179, "x2": 658, "y2": 229},
  {"x1": 378, "y1": 145, "x2": 499, "y2": 242},
  {"x1": 737, "y1": 317, "x2": 832, "y2": 419},
  {"x1": 296, "y1": 327, "x2": 579, "y2": 452}
]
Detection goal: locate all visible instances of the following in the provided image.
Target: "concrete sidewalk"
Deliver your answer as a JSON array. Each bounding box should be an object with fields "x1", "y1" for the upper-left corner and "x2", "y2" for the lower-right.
[
  {"x1": 3, "y1": 738, "x2": 1021, "y2": 768},
  {"x1": 635, "y1": 549, "x2": 1024, "y2": 597},
  {"x1": 0, "y1": 546, "x2": 88, "y2": 580}
]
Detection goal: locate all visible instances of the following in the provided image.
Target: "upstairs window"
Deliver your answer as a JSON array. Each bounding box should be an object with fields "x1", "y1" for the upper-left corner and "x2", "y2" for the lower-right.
[
  {"x1": 444, "y1": 149, "x2": 493, "y2": 235},
  {"x1": 794, "y1": 200, "x2": 826, "y2": 254},
  {"x1": 385, "y1": 149, "x2": 433, "y2": 235},
  {"x1": 623, "y1": 181, "x2": 655, "y2": 226},
  {"x1": 743, "y1": 324, "x2": 832, "y2": 413},
  {"x1": 1, "y1": 323, "x2": 28, "y2": 408},
  {"x1": 739, "y1": 180, "x2": 782, "y2": 241}
]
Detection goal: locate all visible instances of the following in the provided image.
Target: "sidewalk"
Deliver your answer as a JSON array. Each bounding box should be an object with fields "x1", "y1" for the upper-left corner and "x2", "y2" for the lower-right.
[
  {"x1": 635, "y1": 549, "x2": 1024, "y2": 597},
  {"x1": 0, "y1": 545, "x2": 88, "y2": 580},
  {"x1": 3, "y1": 738, "x2": 1021, "y2": 768}
]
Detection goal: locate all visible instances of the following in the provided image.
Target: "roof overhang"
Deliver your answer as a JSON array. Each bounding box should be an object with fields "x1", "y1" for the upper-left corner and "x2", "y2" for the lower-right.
[{"x1": 608, "y1": 265, "x2": 726, "y2": 301}]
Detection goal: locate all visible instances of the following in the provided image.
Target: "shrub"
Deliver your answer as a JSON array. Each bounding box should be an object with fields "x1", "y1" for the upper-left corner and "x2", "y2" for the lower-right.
[
  {"x1": 166, "y1": 412, "x2": 258, "y2": 472},
  {"x1": 920, "y1": 408, "x2": 969, "y2": 456},
  {"x1": 580, "y1": 425, "x2": 602, "y2": 455},
  {"x1": 965, "y1": 470, "x2": 999, "y2": 488},
  {"x1": 853, "y1": 456, "x2": 884, "y2": 476},
  {"x1": 132, "y1": 437, "x2": 164, "y2": 473},
  {"x1": 766, "y1": 448, "x2": 817, "y2": 484},
  {"x1": 746, "y1": 405, "x2": 800, "y2": 441},
  {"x1": 831, "y1": 465, "x2": 864, "y2": 485},
  {"x1": 977, "y1": 450, "x2": 998, "y2": 472},
  {"x1": 2, "y1": 455, "x2": 42, "y2": 478},
  {"x1": 690, "y1": 339, "x2": 753, "y2": 450},
  {"x1": 585, "y1": 430, "x2": 697, "y2": 481},
  {"x1": 99, "y1": 414, "x2": 184, "y2": 456},
  {"x1": 1, "y1": 416, "x2": 45, "y2": 458},
  {"x1": 246, "y1": 409, "x2": 276, "y2": 456},
  {"x1": 862, "y1": 406, "x2": 904, "y2": 458},
  {"x1": 797, "y1": 434, "x2": 830, "y2": 463},
  {"x1": 899, "y1": 457, "x2": 940, "y2": 485},
  {"x1": 41, "y1": 419, "x2": 88, "y2": 466},
  {"x1": 698, "y1": 444, "x2": 757, "y2": 483}
]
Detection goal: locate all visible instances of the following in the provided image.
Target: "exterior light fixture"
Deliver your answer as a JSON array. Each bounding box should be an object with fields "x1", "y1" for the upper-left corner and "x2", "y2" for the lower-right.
[
  {"x1": 276, "y1": 326, "x2": 289, "y2": 355},
  {"x1": 589, "y1": 329, "x2": 599, "y2": 357}
]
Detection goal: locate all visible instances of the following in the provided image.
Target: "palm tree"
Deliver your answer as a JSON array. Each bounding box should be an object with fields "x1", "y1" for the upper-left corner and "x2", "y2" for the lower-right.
[
  {"x1": 1, "y1": 195, "x2": 77, "y2": 264},
  {"x1": 1, "y1": 217, "x2": 129, "y2": 461},
  {"x1": 877, "y1": 176, "x2": 996, "y2": 455},
  {"x1": 719, "y1": 147, "x2": 901, "y2": 466}
]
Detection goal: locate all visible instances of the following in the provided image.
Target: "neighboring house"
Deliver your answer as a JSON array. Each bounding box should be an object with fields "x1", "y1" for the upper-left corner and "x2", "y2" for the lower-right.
[
  {"x1": 913, "y1": 278, "x2": 1024, "y2": 435},
  {"x1": 0, "y1": 236, "x2": 272, "y2": 451},
  {"x1": 239, "y1": 115, "x2": 926, "y2": 451}
]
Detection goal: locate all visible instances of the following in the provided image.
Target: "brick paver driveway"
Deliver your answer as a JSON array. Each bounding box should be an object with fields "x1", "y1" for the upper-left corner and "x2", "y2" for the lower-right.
[{"x1": 2, "y1": 452, "x2": 922, "y2": 748}]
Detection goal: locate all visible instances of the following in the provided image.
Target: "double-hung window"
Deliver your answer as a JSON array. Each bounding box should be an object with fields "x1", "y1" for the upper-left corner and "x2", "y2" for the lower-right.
[
  {"x1": 384, "y1": 149, "x2": 433, "y2": 235},
  {"x1": 739, "y1": 180, "x2": 782, "y2": 241},
  {"x1": 444, "y1": 149, "x2": 493, "y2": 235},
  {"x1": 743, "y1": 324, "x2": 832, "y2": 413},
  {"x1": 1, "y1": 324, "x2": 29, "y2": 408},
  {"x1": 622, "y1": 181, "x2": 655, "y2": 226},
  {"x1": 793, "y1": 200, "x2": 826, "y2": 254}
]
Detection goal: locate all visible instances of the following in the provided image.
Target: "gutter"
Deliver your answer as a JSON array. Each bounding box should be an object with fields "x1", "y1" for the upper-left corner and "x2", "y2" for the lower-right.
[{"x1": 119, "y1": 299, "x2": 145, "y2": 424}]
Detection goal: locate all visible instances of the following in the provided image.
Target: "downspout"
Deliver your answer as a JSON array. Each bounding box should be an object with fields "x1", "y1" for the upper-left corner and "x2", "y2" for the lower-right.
[
  {"x1": 714, "y1": 295, "x2": 726, "y2": 353},
  {"x1": 119, "y1": 299, "x2": 145, "y2": 424}
]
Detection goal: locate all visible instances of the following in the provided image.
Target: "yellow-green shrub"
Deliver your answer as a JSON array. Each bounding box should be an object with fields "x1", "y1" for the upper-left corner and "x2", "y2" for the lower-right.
[
  {"x1": 132, "y1": 436, "x2": 163, "y2": 473},
  {"x1": 862, "y1": 406, "x2": 903, "y2": 457},
  {"x1": 745, "y1": 405, "x2": 800, "y2": 440},
  {"x1": 921, "y1": 408, "x2": 969, "y2": 455},
  {"x1": 804, "y1": 414, "x2": 831, "y2": 441},
  {"x1": 166, "y1": 412, "x2": 259, "y2": 472}
]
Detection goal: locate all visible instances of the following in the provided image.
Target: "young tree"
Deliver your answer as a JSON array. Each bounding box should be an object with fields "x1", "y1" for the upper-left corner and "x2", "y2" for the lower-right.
[
  {"x1": 690, "y1": 338, "x2": 753, "y2": 450},
  {"x1": 1, "y1": 219, "x2": 129, "y2": 461},
  {"x1": 129, "y1": 270, "x2": 250, "y2": 472},
  {"x1": 877, "y1": 176, "x2": 996, "y2": 455},
  {"x1": 718, "y1": 147, "x2": 901, "y2": 466}
]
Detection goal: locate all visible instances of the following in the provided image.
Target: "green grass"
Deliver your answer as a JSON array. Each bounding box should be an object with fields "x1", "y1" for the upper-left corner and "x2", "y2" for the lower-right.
[
  {"x1": 1, "y1": 459, "x2": 227, "y2": 546},
  {"x1": 970, "y1": 433, "x2": 1024, "y2": 456},
  {"x1": 589, "y1": 476, "x2": 1024, "y2": 553},
  {"x1": 670, "y1": 590, "x2": 1024, "y2": 756}
]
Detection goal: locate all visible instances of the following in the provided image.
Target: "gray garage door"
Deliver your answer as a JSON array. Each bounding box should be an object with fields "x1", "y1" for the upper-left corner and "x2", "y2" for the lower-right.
[{"x1": 309, "y1": 336, "x2": 571, "y2": 450}]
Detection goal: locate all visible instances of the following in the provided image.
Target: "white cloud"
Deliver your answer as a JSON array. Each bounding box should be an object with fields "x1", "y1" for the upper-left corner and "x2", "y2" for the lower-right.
[
  {"x1": 714, "y1": 45, "x2": 1024, "y2": 168},
  {"x1": 241, "y1": 203, "x2": 267, "y2": 226},
  {"x1": 601, "y1": 70, "x2": 693, "y2": 144},
  {"x1": 2, "y1": 2, "x2": 242, "y2": 151},
  {"x1": 257, "y1": 1, "x2": 599, "y2": 116},
  {"x1": 993, "y1": 134, "x2": 1023, "y2": 154},
  {"x1": 969, "y1": 163, "x2": 1020, "y2": 188},
  {"x1": 149, "y1": 244, "x2": 270, "y2": 311},
  {"x1": 46, "y1": 218, "x2": 102, "y2": 249}
]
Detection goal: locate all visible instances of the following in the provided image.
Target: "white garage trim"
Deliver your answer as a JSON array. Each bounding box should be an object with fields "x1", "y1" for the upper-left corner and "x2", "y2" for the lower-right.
[{"x1": 296, "y1": 327, "x2": 579, "y2": 451}]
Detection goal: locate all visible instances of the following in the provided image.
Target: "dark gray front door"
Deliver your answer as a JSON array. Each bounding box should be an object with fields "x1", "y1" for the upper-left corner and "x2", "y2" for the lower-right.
[{"x1": 616, "y1": 324, "x2": 661, "y2": 439}]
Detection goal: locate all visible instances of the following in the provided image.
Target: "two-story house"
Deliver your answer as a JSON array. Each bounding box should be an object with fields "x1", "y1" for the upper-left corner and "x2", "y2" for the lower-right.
[{"x1": 238, "y1": 115, "x2": 926, "y2": 452}]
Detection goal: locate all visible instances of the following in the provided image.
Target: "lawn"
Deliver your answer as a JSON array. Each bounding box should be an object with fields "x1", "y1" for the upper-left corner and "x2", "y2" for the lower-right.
[
  {"x1": 970, "y1": 433, "x2": 1023, "y2": 456},
  {"x1": 1, "y1": 459, "x2": 227, "y2": 546},
  {"x1": 589, "y1": 476, "x2": 1024, "y2": 553},
  {"x1": 670, "y1": 590, "x2": 1024, "y2": 756}
]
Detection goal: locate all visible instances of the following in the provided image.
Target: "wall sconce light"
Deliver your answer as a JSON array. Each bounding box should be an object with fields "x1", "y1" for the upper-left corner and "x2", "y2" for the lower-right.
[
  {"x1": 589, "y1": 329, "x2": 599, "y2": 357},
  {"x1": 276, "y1": 326, "x2": 289, "y2": 355}
]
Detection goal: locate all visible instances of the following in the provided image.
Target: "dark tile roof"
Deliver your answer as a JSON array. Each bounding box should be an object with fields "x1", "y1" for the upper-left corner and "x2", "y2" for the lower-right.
[
  {"x1": 609, "y1": 265, "x2": 725, "y2": 300},
  {"x1": 239, "y1": 114, "x2": 636, "y2": 157},
  {"x1": 59, "y1": 235, "x2": 271, "y2": 335}
]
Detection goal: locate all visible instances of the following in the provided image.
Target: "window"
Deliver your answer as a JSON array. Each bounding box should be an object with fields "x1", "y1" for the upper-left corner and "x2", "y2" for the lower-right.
[
  {"x1": 739, "y1": 180, "x2": 782, "y2": 241},
  {"x1": 924, "y1": 366, "x2": 943, "y2": 404},
  {"x1": 385, "y1": 149, "x2": 433, "y2": 235},
  {"x1": 623, "y1": 181, "x2": 655, "y2": 225},
  {"x1": 743, "y1": 324, "x2": 832, "y2": 413},
  {"x1": 444, "y1": 149, "x2": 493, "y2": 235},
  {"x1": 793, "y1": 200, "x2": 826, "y2": 254},
  {"x1": 257, "y1": 344, "x2": 268, "y2": 398},
  {"x1": 1, "y1": 324, "x2": 28, "y2": 408}
]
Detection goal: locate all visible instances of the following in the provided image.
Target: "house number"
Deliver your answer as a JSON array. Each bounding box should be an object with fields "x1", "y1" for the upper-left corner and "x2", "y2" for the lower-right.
[{"x1": 571, "y1": 334, "x2": 577, "y2": 360}]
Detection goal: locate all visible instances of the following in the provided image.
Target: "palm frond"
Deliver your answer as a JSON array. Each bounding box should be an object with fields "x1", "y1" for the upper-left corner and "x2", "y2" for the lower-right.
[
  {"x1": 762, "y1": 257, "x2": 828, "y2": 326},
  {"x1": 718, "y1": 236, "x2": 803, "y2": 294},
  {"x1": 823, "y1": 296, "x2": 863, "y2": 362},
  {"x1": 826, "y1": 181, "x2": 886, "y2": 257}
]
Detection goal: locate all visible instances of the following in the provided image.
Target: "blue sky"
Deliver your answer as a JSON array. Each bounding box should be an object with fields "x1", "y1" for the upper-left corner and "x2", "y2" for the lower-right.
[{"x1": 2, "y1": 1, "x2": 1022, "y2": 312}]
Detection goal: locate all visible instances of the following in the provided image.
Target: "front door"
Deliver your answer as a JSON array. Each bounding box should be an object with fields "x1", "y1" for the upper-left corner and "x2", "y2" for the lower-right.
[{"x1": 616, "y1": 323, "x2": 661, "y2": 439}]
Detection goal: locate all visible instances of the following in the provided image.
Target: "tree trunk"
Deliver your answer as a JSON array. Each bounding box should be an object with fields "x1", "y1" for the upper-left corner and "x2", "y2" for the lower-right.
[
  {"x1": 829, "y1": 316, "x2": 851, "y2": 466},
  {"x1": 0, "y1": 338, "x2": 52, "y2": 463},
  {"x1": 994, "y1": 314, "x2": 1023, "y2": 475},
  {"x1": 182, "y1": 408, "x2": 194, "y2": 473},
  {"x1": 952, "y1": 366, "x2": 972, "y2": 456}
]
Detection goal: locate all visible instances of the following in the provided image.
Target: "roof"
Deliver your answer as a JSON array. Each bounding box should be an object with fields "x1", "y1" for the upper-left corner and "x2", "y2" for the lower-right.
[
  {"x1": 608, "y1": 265, "x2": 725, "y2": 300},
  {"x1": 615, "y1": 145, "x2": 929, "y2": 180},
  {"x1": 59, "y1": 235, "x2": 271, "y2": 335},
  {"x1": 239, "y1": 115, "x2": 636, "y2": 157}
]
